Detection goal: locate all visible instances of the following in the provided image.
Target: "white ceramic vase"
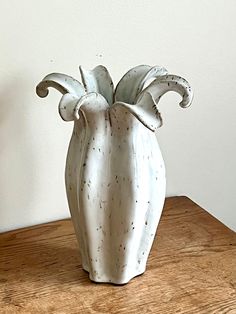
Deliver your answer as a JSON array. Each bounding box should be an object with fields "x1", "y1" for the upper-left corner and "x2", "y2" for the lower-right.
[{"x1": 36, "y1": 65, "x2": 193, "y2": 284}]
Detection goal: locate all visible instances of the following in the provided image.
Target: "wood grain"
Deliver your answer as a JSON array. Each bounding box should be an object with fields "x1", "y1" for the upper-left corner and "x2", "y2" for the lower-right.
[{"x1": 0, "y1": 197, "x2": 235, "y2": 314}]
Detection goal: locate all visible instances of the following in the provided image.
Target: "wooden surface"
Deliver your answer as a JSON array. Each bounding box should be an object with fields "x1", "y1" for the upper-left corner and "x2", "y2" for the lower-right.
[{"x1": 0, "y1": 197, "x2": 235, "y2": 314}]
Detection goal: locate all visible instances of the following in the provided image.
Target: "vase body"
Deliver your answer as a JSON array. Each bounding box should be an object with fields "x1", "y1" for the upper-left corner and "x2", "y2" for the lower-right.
[
  {"x1": 65, "y1": 106, "x2": 166, "y2": 284},
  {"x1": 36, "y1": 64, "x2": 193, "y2": 284}
]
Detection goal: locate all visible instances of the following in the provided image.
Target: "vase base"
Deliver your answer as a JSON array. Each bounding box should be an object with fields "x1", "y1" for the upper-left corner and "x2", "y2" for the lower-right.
[{"x1": 82, "y1": 266, "x2": 146, "y2": 285}]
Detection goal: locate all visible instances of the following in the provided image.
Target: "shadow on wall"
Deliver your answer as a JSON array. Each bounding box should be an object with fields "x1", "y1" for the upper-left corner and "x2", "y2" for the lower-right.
[{"x1": 0, "y1": 77, "x2": 37, "y2": 232}]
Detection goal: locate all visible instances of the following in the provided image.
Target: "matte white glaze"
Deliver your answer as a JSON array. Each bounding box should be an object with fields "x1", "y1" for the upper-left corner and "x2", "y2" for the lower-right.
[{"x1": 36, "y1": 65, "x2": 193, "y2": 284}]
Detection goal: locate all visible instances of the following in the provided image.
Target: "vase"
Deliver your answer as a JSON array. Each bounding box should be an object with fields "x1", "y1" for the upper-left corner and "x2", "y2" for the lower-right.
[{"x1": 36, "y1": 65, "x2": 193, "y2": 284}]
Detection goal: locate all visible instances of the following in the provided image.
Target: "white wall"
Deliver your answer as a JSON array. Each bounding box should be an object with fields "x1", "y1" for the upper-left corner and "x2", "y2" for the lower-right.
[{"x1": 0, "y1": 0, "x2": 235, "y2": 232}]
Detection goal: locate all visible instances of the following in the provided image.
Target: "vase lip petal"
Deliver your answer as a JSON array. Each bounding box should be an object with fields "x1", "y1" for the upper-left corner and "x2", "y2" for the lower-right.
[
  {"x1": 112, "y1": 91, "x2": 162, "y2": 132},
  {"x1": 114, "y1": 65, "x2": 168, "y2": 105},
  {"x1": 74, "y1": 91, "x2": 110, "y2": 120},
  {"x1": 114, "y1": 64, "x2": 150, "y2": 103},
  {"x1": 58, "y1": 93, "x2": 79, "y2": 121},
  {"x1": 137, "y1": 74, "x2": 193, "y2": 109},
  {"x1": 36, "y1": 65, "x2": 193, "y2": 128},
  {"x1": 36, "y1": 72, "x2": 86, "y2": 99},
  {"x1": 79, "y1": 65, "x2": 114, "y2": 106}
]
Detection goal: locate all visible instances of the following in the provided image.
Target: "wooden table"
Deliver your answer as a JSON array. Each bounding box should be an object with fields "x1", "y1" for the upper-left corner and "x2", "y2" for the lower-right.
[{"x1": 0, "y1": 197, "x2": 235, "y2": 313}]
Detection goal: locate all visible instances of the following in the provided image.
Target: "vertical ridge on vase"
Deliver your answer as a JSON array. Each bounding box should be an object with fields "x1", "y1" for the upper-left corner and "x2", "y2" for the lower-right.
[
  {"x1": 65, "y1": 117, "x2": 89, "y2": 270},
  {"x1": 78, "y1": 108, "x2": 112, "y2": 282}
]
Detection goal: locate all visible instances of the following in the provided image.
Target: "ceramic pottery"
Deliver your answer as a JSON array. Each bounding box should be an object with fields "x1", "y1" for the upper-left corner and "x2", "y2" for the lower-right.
[{"x1": 36, "y1": 65, "x2": 193, "y2": 284}]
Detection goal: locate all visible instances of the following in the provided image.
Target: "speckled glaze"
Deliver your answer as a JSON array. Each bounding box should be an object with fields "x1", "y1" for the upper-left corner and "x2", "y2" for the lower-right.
[{"x1": 36, "y1": 65, "x2": 193, "y2": 284}]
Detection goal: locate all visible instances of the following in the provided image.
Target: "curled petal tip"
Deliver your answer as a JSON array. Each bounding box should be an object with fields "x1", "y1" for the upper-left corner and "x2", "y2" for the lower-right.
[
  {"x1": 36, "y1": 73, "x2": 85, "y2": 99},
  {"x1": 179, "y1": 90, "x2": 194, "y2": 108},
  {"x1": 115, "y1": 65, "x2": 168, "y2": 104},
  {"x1": 138, "y1": 74, "x2": 193, "y2": 110},
  {"x1": 36, "y1": 83, "x2": 49, "y2": 98},
  {"x1": 179, "y1": 100, "x2": 191, "y2": 108}
]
